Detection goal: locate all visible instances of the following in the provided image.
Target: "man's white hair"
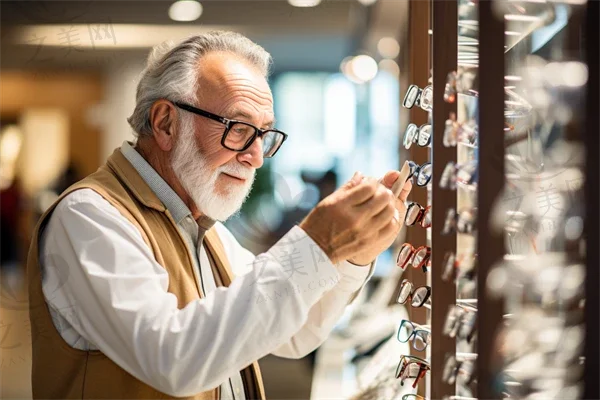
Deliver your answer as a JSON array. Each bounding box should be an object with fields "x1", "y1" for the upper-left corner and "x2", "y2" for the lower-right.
[{"x1": 127, "y1": 31, "x2": 272, "y2": 137}]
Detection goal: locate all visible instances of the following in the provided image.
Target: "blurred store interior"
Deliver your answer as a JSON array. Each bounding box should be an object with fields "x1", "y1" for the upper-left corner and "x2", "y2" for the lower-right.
[{"x1": 0, "y1": 0, "x2": 409, "y2": 397}]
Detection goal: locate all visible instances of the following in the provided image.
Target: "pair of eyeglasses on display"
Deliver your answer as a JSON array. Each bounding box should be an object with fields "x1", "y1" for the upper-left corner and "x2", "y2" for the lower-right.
[
  {"x1": 397, "y1": 243, "x2": 431, "y2": 272},
  {"x1": 405, "y1": 202, "x2": 432, "y2": 228},
  {"x1": 443, "y1": 354, "x2": 476, "y2": 386},
  {"x1": 439, "y1": 161, "x2": 478, "y2": 190},
  {"x1": 444, "y1": 69, "x2": 478, "y2": 104},
  {"x1": 406, "y1": 161, "x2": 433, "y2": 187},
  {"x1": 173, "y1": 101, "x2": 288, "y2": 158},
  {"x1": 397, "y1": 320, "x2": 431, "y2": 352},
  {"x1": 397, "y1": 279, "x2": 432, "y2": 308},
  {"x1": 403, "y1": 123, "x2": 433, "y2": 149},
  {"x1": 443, "y1": 118, "x2": 478, "y2": 147},
  {"x1": 487, "y1": 256, "x2": 585, "y2": 308},
  {"x1": 395, "y1": 355, "x2": 430, "y2": 388},
  {"x1": 444, "y1": 304, "x2": 477, "y2": 343},
  {"x1": 442, "y1": 251, "x2": 477, "y2": 283},
  {"x1": 403, "y1": 84, "x2": 433, "y2": 112},
  {"x1": 442, "y1": 208, "x2": 477, "y2": 235}
]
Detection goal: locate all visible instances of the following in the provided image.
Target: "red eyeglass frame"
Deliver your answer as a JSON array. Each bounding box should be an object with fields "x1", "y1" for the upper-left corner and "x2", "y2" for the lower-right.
[{"x1": 397, "y1": 243, "x2": 431, "y2": 272}]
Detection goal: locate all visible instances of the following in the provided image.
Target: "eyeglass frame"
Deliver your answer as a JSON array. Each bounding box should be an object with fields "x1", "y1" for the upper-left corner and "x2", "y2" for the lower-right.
[
  {"x1": 440, "y1": 161, "x2": 478, "y2": 190},
  {"x1": 405, "y1": 202, "x2": 432, "y2": 228},
  {"x1": 407, "y1": 161, "x2": 433, "y2": 187},
  {"x1": 397, "y1": 243, "x2": 431, "y2": 272},
  {"x1": 173, "y1": 101, "x2": 289, "y2": 158},
  {"x1": 443, "y1": 304, "x2": 477, "y2": 343},
  {"x1": 403, "y1": 123, "x2": 432, "y2": 150},
  {"x1": 397, "y1": 279, "x2": 432, "y2": 308},
  {"x1": 442, "y1": 250, "x2": 477, "y2": 283},
  {"x1": 397, "y1": 319, "x2": 431, "y2": 352},
  {"x1": 443, "y1": 354, "x2": 476, "y2": 386},
  {"x1": 403, "y1": 84, "x2": 433, "y2": 112},
  {"x1": 395, "y1": 355, "x2": 430, "y2": 388}
]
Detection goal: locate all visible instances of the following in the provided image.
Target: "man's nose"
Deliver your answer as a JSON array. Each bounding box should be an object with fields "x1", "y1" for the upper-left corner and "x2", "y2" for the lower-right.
[{"x1": 237, "y1": 136, "x2": 264, "y2": 169}]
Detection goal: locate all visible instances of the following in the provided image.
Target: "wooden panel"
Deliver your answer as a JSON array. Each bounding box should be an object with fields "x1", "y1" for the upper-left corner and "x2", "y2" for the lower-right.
[
  {"x1": 404, "y1": 0, "x2": 430, "y2": 366},
  {"x1": 431, "y1": 1, "x2": 457, "y2": 399},
  {"x1": 476, "y1": 3, "x2": 505, "y2": 400}
]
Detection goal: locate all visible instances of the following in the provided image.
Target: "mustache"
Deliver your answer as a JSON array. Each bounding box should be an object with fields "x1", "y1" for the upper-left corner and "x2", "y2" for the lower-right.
[{"x1": 218, "y1": 164, "x2": 255, "y2": 180}]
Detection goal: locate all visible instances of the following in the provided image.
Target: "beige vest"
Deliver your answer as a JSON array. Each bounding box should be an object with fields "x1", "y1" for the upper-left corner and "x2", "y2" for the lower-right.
[{"x1": 26, "y1": 149, "x2": 266, "y2": 399}]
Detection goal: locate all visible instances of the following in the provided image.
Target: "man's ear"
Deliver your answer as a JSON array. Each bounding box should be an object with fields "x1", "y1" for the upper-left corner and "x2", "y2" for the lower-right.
[{"x1": 149, "y1": 100, "x2": 178, "y2": 152}]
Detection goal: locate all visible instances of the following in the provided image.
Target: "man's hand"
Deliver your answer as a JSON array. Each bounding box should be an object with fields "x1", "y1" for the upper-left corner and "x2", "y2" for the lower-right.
[
  {"x1": 299, "y1": 167, "x2": 412, "y2": 265},
  {"x1": 347, "y1": 166, "x2": 413, "y2": 265}
]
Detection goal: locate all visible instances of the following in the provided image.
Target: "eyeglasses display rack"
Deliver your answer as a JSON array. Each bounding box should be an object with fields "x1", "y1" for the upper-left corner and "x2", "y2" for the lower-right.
[{"x1": 332, "y1": 1, "x2": 596, "y2": 399}]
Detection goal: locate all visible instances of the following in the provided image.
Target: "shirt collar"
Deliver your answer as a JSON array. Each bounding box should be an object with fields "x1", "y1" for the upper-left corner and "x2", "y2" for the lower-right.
[{"x1": 120, "y1": 141, "x2": 200, "y2": 226}]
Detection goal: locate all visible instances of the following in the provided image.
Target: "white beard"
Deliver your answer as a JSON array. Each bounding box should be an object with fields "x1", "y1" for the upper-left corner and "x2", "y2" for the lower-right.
[{"x1": 170, "y1": 115, "x2": 255, "y2": 221}]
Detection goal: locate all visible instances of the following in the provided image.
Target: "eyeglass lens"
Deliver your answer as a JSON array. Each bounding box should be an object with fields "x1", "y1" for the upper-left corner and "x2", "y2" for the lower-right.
[
  {"x1": 411, "y1": 287, "x2": 429, "y2": 307},
  {"x1": 225, "y1": 122, "x2": 284, "y2": 157},
  {"x1": 398, "y1": 320, "x2": 415, "y2": 342},
  {"x1": 397, "y1": 244, "x2": 414, "y2": 267},
  {"x1": 403, "y1": 85, "x2": 420, "y2": 108},
  {"x1": 417, "y1": 124, "x2": 432, "y2": 147},
  {"x1": 404, "y1": 124, "x2": 418, "y2": 149},
  {"x1": 420, "y1": 86, "x2": 433, "y2": 111},
  {"x1": 398, "y1": 281, "x2": 413, "y2": 304},
  {"x1": 406, "y1": 204, "x2": 422, "y2": 225}
]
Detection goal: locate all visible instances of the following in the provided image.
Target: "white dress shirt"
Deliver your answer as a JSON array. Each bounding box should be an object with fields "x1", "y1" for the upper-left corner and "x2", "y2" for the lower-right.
[{"x1": 39, "y1": 142, "x2": 374, "y2": 397}]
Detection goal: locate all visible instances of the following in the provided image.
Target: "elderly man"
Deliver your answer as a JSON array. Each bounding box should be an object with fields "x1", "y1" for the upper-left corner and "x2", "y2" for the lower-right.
[{"x1": 27, "y1": 31, "x2": 412, "y2": 400}]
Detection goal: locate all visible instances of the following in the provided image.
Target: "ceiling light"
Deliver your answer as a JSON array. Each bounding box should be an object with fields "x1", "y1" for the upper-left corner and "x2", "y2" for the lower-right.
[
  {"x1": 378, "y1": 59, "x2": 400, "y2": 78},
  {"x1": 357, "y1": 0, "x2": 378, "y2": 5},
  {"x1": 169, "y1": 0, "x2": 203, "y2": 22},
  {"x1": 377, "y1": 37, "x2": 400, "y2": 59},
  {"x1": 288, "y1": 0, "x2": 321, "y2": 7},
  {"x1": 349, "y1": 55, "x2": 378, "y2": 83}
]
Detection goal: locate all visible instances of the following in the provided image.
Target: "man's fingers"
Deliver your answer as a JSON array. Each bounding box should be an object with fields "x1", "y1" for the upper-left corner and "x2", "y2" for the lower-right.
[
  {"x1": 369, "y1": 203, "x2": 396, "y2": 230},
  {"x1": 399, "y1": 180, "x2": 413, "y2": 203},
  {"x1": 381, "y1": 170, "x2": 401, "y2": 189},
  {"x1": 345, "y1": 178, "x2": 379, "y2": 205}
]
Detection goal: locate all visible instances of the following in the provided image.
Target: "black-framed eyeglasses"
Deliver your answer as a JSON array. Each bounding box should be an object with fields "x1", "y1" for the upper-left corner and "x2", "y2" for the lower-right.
[
  {"x1": 403, "y1": 84, "x2": 433, "y2": 112},
  {"x1": 407, "y1": 160, "x2": 433, "y2": 187},
  {"x1": 173, "y1": 102, "x2": 288, "y2": 158},
  {"x1": 397, "y1": 279, "x2": 431, "y2": 308}
]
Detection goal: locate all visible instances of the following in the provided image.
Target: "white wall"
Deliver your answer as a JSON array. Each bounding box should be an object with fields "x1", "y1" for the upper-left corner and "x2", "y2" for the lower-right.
[{"x1": 97, "y1": 55, "x2": 146, "y2": 158}]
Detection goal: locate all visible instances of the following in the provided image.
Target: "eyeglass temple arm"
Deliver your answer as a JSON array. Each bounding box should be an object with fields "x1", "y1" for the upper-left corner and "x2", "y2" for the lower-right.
[{"x1": 412, "y1": 368, "x2": 428, "y2": 389}]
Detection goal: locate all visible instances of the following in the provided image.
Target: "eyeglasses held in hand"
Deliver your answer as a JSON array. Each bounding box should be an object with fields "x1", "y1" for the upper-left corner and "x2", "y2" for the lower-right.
[
  {"x1": 173, "y1": 101, "x2": 288, "y2": 158},
  {"x1": 397, "y1": 279, "x2": 431, "y2": 308},
  {"x1": 404, "y1": 123, "x2": 432, "y2": 150},
  {"x1": 403, "y1": 84, "x2": 433, "y2": 112},
  {"x1": 395, "y1": 355, "x2": 430, "y2": 388},
  {"x1": 405, "y1": 202, "x2": 432, "y2": 228},
  {"x1": 407, "y1": 161, "x2": 433, "y2": 187},
  {"x1": 397, "y1": 243, "x2": 431, "y2": 272},
  {"x1": 397, "y1": 319, "x2": 431, "y2": 351}
]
